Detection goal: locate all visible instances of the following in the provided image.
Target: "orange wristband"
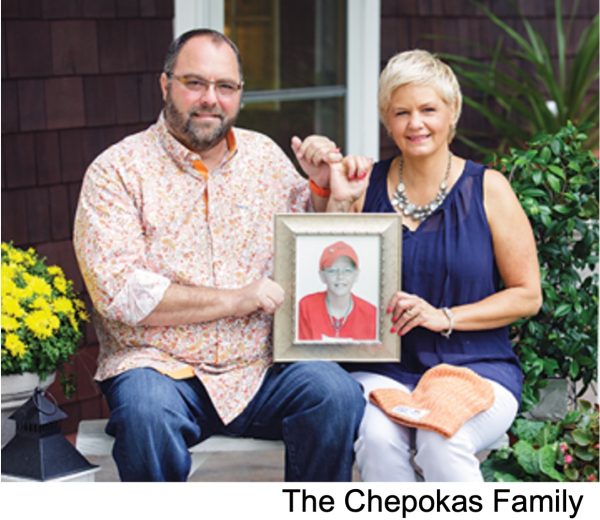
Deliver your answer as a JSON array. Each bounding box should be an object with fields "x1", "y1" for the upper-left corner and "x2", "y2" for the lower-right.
[{"x1": 309, "y1": 179, "x2": 331, "y2": 198}]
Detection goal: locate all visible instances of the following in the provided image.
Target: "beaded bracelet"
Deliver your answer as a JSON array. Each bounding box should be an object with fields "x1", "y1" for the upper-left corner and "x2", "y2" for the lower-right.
[
  {"x1": 441, "y1": 307, "x2": 455, "y2": 338},
  {"x1": 309, "y1": 179, "x2": 331, "y2": 198}
]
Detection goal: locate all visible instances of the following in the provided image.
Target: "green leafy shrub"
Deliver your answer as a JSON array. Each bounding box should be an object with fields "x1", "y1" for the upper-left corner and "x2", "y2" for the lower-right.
[
  {"x1": 482, "y1": 400, "x2": 599, "y2": 482},
  {"x1": 495, "y1": 122, "x2": 598, "y2": 411}
]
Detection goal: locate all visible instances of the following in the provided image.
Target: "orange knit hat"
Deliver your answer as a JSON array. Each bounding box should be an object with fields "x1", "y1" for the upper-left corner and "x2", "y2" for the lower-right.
[{"x1": 369, "y1": 364, "x2": 495, "y2": 438}]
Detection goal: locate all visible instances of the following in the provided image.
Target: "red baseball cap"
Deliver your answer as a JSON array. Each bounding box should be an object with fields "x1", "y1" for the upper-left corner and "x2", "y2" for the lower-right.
[{"x1": 319, "y1": 241, "x2": 359, "y2": 270}]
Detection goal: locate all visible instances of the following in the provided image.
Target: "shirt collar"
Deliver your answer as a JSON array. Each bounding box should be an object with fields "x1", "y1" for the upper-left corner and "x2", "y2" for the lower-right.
[{"x1": 155, "y1": 112, "x2": 238, "y2": 173}]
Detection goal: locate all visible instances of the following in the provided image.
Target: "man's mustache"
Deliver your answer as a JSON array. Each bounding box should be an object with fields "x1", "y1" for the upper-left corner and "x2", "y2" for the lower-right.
[{"x1": 189, "y1": 109, "x2": 224, "y2": 120}]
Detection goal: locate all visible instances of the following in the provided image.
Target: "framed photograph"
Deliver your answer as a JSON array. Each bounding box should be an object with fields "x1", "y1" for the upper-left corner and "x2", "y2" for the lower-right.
[{"x1": 273, "y1": 213, "x2": 402, "y2": 362}]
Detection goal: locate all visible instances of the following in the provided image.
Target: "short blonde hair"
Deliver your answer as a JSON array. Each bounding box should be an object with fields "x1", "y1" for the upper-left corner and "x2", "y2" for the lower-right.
[{"x1": 378, "y1": 50, "x2": 462, "y2": 139}]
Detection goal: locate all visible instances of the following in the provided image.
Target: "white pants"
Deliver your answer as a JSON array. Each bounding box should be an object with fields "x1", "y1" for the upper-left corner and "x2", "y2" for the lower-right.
[{"x1": 352, "y1": 371, "x2": 518, "y2": 482}]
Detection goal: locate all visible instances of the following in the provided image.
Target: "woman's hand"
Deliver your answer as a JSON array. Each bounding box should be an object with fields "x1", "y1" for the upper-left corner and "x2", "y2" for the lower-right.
[
  {"x1": 387, "y1": 291, "x2": 449, "y2": 336},
  {"x1": 329, "y1": 155, "x2": 371, "y2": 205}
]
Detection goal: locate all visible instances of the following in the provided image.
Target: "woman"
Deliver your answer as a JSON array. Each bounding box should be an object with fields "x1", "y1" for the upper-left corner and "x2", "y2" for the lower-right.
[
  {"x1": 334, "y1": 50, "x2": 542, "y2": 481},
  {"x1": 297, "y1": 240, "x2": 377, "y2": 341}
]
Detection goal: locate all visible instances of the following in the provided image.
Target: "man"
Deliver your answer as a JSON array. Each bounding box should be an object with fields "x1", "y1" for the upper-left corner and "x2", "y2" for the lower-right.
[
  {"x1": 298, "y1": 241, "x2": 377, "y2": 340},
  {"x1": 73, "y1": 29, "x2": 365, "y2": 482}
]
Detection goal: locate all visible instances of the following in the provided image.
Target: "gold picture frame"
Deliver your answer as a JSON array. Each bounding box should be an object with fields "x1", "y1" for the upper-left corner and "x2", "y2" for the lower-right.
[{"x1": 273, "y1": 213, "x2": 402, "y2": 362}]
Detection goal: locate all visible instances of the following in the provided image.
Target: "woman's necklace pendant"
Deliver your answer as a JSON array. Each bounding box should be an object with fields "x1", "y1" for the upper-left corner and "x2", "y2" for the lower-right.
[{"x1": 392, "y1": 152, "x2": 452, "y2": 222}]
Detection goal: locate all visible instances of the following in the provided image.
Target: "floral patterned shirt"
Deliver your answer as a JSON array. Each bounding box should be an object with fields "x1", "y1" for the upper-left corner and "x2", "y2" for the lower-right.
[{"x1": 74, "y1": 114, "x2": 310, "y2": 423}]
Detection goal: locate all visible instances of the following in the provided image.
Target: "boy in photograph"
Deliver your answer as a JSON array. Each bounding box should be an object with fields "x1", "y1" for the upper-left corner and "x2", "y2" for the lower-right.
[{"x1": 298, "y1": 241, "x2": 378, "y2": 341}]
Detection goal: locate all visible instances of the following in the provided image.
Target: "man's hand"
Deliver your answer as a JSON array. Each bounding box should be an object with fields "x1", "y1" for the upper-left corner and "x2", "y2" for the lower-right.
[
  {"x1": 291, "y1": 135, "x2": 342, "y2": 189},
  {"x1": 234, "y1": 277, "x2": 285, "y2": 316}
]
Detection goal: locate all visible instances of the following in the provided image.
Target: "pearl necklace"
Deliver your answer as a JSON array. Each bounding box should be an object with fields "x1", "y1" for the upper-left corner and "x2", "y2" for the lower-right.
[{"x1": 392, "y1": 152, "x2": 452, "y2": 222}]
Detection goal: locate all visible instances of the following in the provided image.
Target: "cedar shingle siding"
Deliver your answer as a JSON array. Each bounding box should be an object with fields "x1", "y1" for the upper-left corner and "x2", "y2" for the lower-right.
[
  {"x1": 378, "y1": 0, "x2": 598, "y2": 159},
  {"x1": 2, "y1": 0, "x2": 173, "y2": 433}
]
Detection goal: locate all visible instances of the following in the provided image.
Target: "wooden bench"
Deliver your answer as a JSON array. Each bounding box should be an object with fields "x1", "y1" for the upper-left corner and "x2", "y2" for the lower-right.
[
  {"x1": 76, "y1": 418, "x2": 284, "y2": 481},
  {"x1": 76, "y1": 418, "x2": 508, "y2": 481}
]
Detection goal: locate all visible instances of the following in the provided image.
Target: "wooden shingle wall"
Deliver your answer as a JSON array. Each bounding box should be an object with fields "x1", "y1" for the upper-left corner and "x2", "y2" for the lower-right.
[
  {"x1": 378, "y1": 0, "x2": 598, "y2": 160},
  {"x1": 1, "y1": 0, "x2": 173, "y2": 433}
]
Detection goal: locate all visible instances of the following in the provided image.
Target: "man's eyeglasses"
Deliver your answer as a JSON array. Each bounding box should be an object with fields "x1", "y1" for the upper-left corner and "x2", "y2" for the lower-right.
[
  {"x1": 167, "y1": 73, "x2": 243, "y2": 97},
  {"x1": 322, "y1": 267, "x2": 356, "y2": 277}
]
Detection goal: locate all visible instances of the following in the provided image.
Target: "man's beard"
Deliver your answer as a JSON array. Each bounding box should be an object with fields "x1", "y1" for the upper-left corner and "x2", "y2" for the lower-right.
[{"x1": 164, "y1": 91, "x2": 238, "y2": 153}]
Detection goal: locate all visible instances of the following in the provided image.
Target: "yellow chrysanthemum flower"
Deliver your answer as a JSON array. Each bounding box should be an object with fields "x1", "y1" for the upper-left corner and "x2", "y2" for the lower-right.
[
  {"x1": 1, "y1": 277, "x2": 18, "y2": 298},
  {"x1": 68, "y1": 315, "x2": 79, "y2": 332},
  {"x1": 2, "y1": 263, "x2": 17, "y2": 279},
  {"x1": 2, "y1": 295, "x2": 25, "y2": 317},
  {"x1": 4, "y1": 333, "x2": 27, "y2": 358},
  {"x1": 7, "y1": 248, "x2": 24, "y2": 265},
  {"x1": 53, "y1": 276, "x2": 67, "y2": 294},
  {"x1": 12, "y1": 284, "x2": 34, "y2": 301},
  {"x1": 22, "y1": 249, "x2": 36, "y2": 267},
  {"x1": 2, "y1": 314, "x2": 20, "y2": 331},
  {"x1": 31, "y1": 296, "x2": 51, "y2": 311},
  {"x1": 24, "y1": 310, "x2": 61, "y2": 339},
  {"x1": 47, "y1": 265, "x2": 65, "y2": 278},
  {"x1": 23, "y1": 274, "x2": 53, "y2": 297},
  {"x1": 2, "y1": 267, "x2": 19, "y2": 295},
  {"x1": 53, "y1": 296, "x2": 74, "y2": 315}
]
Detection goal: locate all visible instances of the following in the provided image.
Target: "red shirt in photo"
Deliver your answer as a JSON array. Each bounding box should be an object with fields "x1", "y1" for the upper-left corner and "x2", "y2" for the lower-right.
[{"x1": 297, "y1": 291, "x2": 378, "y2": 340}]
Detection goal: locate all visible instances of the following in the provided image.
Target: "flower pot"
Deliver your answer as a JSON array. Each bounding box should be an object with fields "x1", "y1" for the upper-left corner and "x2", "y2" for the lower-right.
[
  {"x1": 1, "y1": 372, "x2": 56, "y2": 447},
  {"x1": 524, "y1": 377, "x2": 569, "y2": 421}
]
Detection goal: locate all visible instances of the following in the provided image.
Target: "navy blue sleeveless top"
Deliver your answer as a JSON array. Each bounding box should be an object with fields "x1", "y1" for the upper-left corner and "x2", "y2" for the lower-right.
[{"x1": 350, "y1": 157, "x2": 523, "y2": 404}]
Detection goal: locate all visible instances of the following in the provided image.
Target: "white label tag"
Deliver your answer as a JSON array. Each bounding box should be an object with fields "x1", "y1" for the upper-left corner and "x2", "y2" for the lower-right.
[{"x1": 391, "y1": 405, "x2": 430, "y2": 420}]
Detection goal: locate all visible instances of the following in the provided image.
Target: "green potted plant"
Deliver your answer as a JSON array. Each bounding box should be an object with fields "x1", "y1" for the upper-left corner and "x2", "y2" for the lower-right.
[
  {"x1": 440, "y1": 0, "x2": 599, "y2": 155},
  {"x1": 1, "y1": 242, "x2": 88, "y2": 405}
]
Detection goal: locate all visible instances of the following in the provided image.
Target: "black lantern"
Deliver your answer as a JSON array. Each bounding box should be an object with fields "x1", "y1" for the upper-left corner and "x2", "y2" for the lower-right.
[{"x1": 1, "y1": 389, "x2": 97, "y2": 481}]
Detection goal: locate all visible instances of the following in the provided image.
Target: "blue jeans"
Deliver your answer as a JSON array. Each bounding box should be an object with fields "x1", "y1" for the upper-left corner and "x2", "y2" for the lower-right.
[{"x1": 99, "y1": 361, "x2": 365, "y2": 482}]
